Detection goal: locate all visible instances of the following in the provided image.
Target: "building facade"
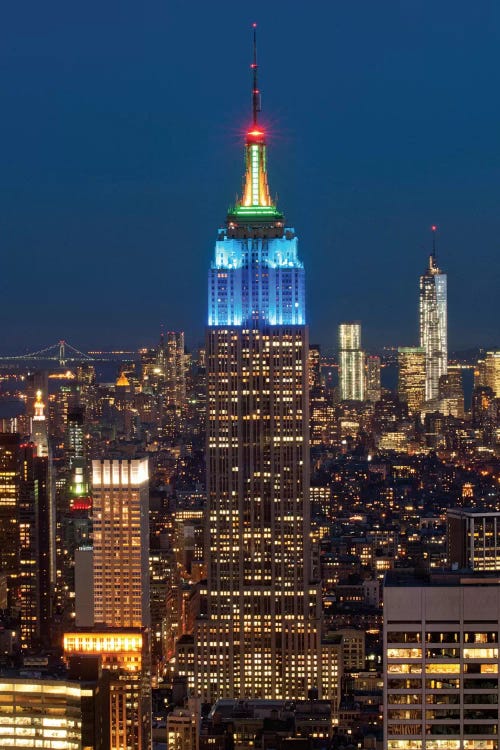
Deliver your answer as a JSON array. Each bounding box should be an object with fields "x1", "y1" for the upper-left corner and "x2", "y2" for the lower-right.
[
  {"x1": 447, "y1": 508, "x2": 500, "y2": 571},
  {"x1": 365, "y1": 355, "x2": 381, "y2": 403},
  {"x1": 92, "y1": 457, "x2": 150, "y2": 628},
  {"x1": 484, "y1": 350, "x2": 500, "y2": 398},
  {"x1": 0, "y1": 669, "x2": 109, "y2": 750},
  {"x1": 384, "y1": 570, "x2": 500, "y2": 750},
  {"x1": 398, "y1": 347, "x2": 426, "y2": 415}
]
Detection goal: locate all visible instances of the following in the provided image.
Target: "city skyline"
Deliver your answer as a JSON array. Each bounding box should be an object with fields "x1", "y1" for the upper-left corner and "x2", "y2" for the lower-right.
[
  {"x1": 1, "y1": 1, "x2": 499, "y2": 353},
  {"x1": 0, "y1": 15, "x2": 500, "y2": 746}
]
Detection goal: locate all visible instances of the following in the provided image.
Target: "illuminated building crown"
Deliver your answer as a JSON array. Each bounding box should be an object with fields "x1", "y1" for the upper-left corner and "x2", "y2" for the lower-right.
[
  {"x1": 208, "y1": 25, "x2": 305, "y2": 328},
  {"x1": 33, "y1": 389, "x2": 46, "y2": 420}
]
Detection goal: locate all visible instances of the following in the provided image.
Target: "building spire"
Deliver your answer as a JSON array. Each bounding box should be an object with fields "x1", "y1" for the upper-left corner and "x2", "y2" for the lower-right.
[
  {"x1": 228, "y1": 24, "x2": 280, "y2": 218},
  {"x1": 428, "y1": 224, "x2": 438, "y2": 272},
  {"x1": 251, "y1": 23, "x2": 261, "y2": 126}
]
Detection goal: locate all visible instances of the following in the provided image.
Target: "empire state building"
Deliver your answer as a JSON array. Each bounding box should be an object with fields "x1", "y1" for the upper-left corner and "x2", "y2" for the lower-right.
[{"x1": 192, "y1": 29, "x2": 322, "y2": 702}]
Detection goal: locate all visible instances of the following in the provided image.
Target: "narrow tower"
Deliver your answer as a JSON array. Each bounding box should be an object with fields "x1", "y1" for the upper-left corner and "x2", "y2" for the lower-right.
[
  {"x1": 195, "y1": 27, "x2": 321, "y2": 701},
  {"x1": 338, "y1": 323, "x2": 365, "y2": 401},
  {"x1": 419, "y1": 226, "x2": 448, "y2": 401}
]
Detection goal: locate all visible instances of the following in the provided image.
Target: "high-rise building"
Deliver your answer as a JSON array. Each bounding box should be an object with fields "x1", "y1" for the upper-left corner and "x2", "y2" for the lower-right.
[
  {"x1": 471, "y1": 385, "x2": 497, "y2": 447},
  {"x1": 308, "y1": 345, "x2": 321, "y2": 390},
  {"x1": 384, "y1": 569, "x2": 500, "y2": 749},
  {"x1": 365, "y1": 355, "x2": 381, "y2": 403},
  {"x1": 0, "y1": 432, "x2": 21, "y2": 574},
  {"x1": 64, "y1": 630, "x2": 149, "y2": 750},
  {"x1": 338, "y1": 323, "x2": 365, "y2": 401},
  {"x1": 0, "y1": 662, "x2": 109, "y2": 750},
  {"x1": 66, "y1": 455, "x2": 151, "y2": 750},
  {"x1": 0, "y1": 433, "x2": 20, "y2": 608},
  {"x1": 484, "y1": 350, "x2": 500, "y2": 397},
  {"x1": 398, "y1": 347, "x2": 426, "y2": 414},
  {"x1": 191, "y1": 31, "x2": 322, "y2": 702},
  {"x1": 309, "y1": 345, "x2": 335, "y2": 445},
  {"x1": 447, "y1": 508, "x2": 500, "y2": 571},
  {"x1": 0, "y1": 435, "x2": 55, "y2": 649},
  {"x1": 166, "y1": 331, "x2": 187, "y2": 413},
  {"x1": 92, "y1": 457, "x2": 150, "y2": 629},
  {"x1": 31, "y1": 388, "x2": 49, "y2": 457},
  {"x1": 438, "y1": 367, "x2": 464, "y2": 418},
  {"x1": 419, "y1": 231, "x2": 447, "y2": 402}
]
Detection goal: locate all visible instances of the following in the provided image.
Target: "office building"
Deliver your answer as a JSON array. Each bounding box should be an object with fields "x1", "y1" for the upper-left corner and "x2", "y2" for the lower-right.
[
  {"x1": 66, "y1": 405, "x2": 88, "y2": 497},
  {"x1": 471, "y1": 385, "x2": 497, "y2": 447},
  {"x1": 419, "y1": 235, "x2": 447, "y2": 401},
  {"x1": 447, "y1": 508, "x2": 500, "y2": 571},
  {"x1": 31, "y1": 388, "x2": 49, "y2": 457},
  {"x1": 191, "y1": 34, "x2": 322, "y2": 702},
  {"x1": 398, "y1": 347, "x2": 426, "y2": 414},
  {"x1": 0, "y1": 661, "x2": 109, "y2": 750},
  {"x1": 167, "y1": 706, "x2": 199, "y2": 750},
  {"x1": 92, "y1": 456, "x2": 150, "y2": 628},
  {"x1": 484, "y1": 350, "x2": 500, "y2": 398},
  {"x1": 438, "y1": 368, "x2": 464, "y2": 418},
  {"x1": 166, "y1": 331, "x2": 187, "y2": 413},
  {"x1": 66, "y1": 455, "x2": 151, "y2": 750},
  {"x1": 0, "y1": 435, "x2": 54, "y2": 647},
  {"x1": 365, "y1": 355, "x2": 381, "y2": 403},
  {"x1": 384, "y1": 569, "x2": 500, "y2": 750},
  {"x1": 0, "y1": 433, "x2": 20, "y2": 604},
  {"x1": 64, "y1": 630, "x2": 148, "y2": 750},
  {"x1": 339, "y1": 323, "x2": 365, "y2": 401}
]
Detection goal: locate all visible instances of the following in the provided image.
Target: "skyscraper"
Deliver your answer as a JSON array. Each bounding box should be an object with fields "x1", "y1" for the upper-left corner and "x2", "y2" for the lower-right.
[
  {"x1": 338, "y1": 323, "x2": 365, "y2": 401},
  {"x1": 384, "y1": 569, "x2": 500, "y2": 748},
  {"x1": 91, "y1": 456, "x2": 150, "y2": 629},
  {"x1": 193, "y1": 28, "x2": 321, "y2": 701},
  {"x1": 0, "y1": 433, "x2": 20, "y2": 608},
  {"x1": 365, "y1": 355, "x2": 381, "y2": 403},
  {"x1": 447, "y1": 508, "x2": 500, "y2": 571},
  {"x1": 31, "y1": 389, "x2": 49, "y2": 457},
  {"x1": 438, "y1": 367, "x2": 464, "y2": 418},
  {"x1": 419, "y1": 228, "x2": 447, "y2": 402},
  {"x1": 484, "y1": 350, "x2": 500, "y2": 397},
  {"x1": 166, "y1": 331, "x2": 187, "y2": 413},
  {"x1": 66, "y1": 454, "x2": 151, "y2": 750},
  {"x1": 398, "y1": 346, "x2": 426, "y2": 414}
]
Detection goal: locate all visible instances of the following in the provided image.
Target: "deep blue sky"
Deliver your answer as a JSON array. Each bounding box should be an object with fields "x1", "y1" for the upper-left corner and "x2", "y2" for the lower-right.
[{"x1": 1, "y1": 0, "x2": 499, "y2": 354}]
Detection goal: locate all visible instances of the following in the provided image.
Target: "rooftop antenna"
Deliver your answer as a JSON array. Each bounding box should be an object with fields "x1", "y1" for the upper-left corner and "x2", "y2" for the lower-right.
[
  {"x1": 431, "y1": 224, "x2": 437, "y2": 262},
  {"x1": 251, "y1": 23, "x2": 261, "y2": 126}
]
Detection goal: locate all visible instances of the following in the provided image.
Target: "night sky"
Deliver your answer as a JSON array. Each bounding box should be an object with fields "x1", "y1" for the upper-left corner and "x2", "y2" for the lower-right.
[{"x1": 1, "y1": 0, "x2": 499, "y2": 354}]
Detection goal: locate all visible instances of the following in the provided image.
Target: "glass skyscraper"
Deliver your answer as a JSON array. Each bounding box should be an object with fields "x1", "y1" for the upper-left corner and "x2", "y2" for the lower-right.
[
  {"x1": 419, "y1": 245, "x2": 447, "y2": 402},
  {"x1": 194, "y1": 36, "x2": 321, "y2": 701},
  {"x1": 338, "y1": 322, "x2": 365, "y2": 401}
]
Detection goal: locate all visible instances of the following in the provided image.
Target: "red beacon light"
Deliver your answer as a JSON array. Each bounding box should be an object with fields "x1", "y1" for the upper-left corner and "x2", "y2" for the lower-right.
[{"x1": 247, "y1": 127, "x2": 265, "y2": 141}]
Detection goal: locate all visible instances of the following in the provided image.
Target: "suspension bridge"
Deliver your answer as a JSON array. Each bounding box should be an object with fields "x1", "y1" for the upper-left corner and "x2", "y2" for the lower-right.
[{"x1": 0, "y1": 340, "x2": 137, "y2": 366}]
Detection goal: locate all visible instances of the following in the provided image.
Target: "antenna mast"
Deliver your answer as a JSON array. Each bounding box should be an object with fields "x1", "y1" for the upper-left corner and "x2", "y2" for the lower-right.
[
  {"x1": 251, "y1": 23, "x2": 261, "y2": 126},
  {"x1": 431, "y1": 225, "x2": 437, "y2": 260}
]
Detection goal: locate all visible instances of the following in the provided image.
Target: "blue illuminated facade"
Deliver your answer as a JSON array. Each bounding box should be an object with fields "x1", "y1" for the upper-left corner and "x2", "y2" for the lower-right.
[
  {"x1": 207, "y1": 122, "x2": 305, "y2": 328},
  {"x1": 208, "y1": 232, "x2": 305, "y2": 327}
]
